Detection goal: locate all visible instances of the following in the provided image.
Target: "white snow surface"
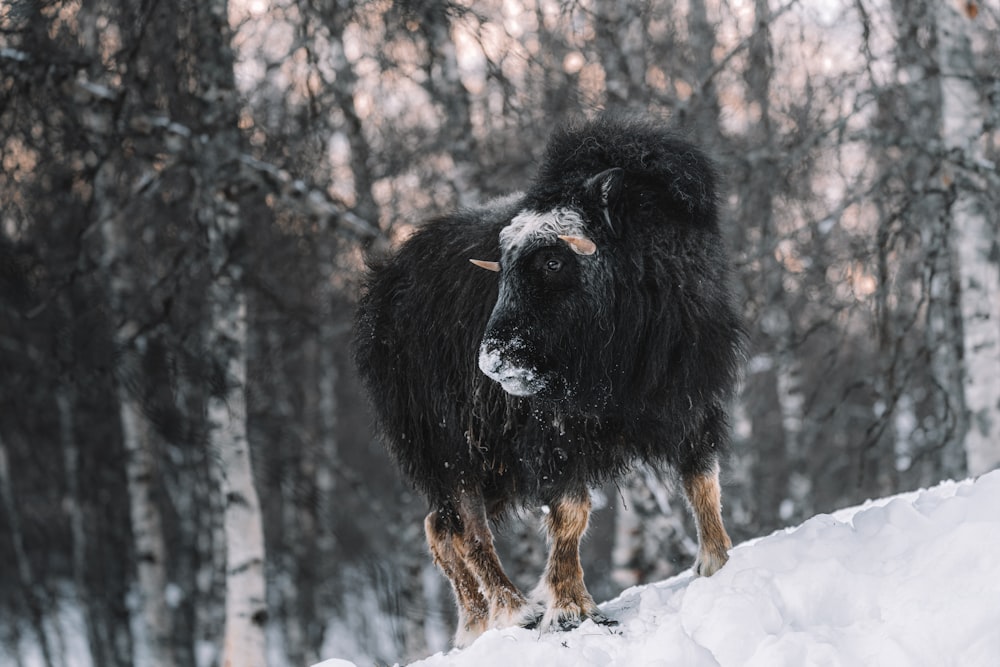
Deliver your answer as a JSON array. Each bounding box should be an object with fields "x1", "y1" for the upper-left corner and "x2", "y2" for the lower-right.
[{"x1": 316, "y1": 469, "x2": 1000, "y2": 667}]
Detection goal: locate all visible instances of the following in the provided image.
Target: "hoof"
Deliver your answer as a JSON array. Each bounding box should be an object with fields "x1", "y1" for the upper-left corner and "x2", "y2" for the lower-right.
[
  {"x1": 530, "y1": 605, "x2": 618, "y2": 633},
  {"x1": 694, "y1": 548, "x2": 729, "y2": 577},
  {"x1": 556, "y1": 613, "x2": 583, "y2": 632},
  {"x1": 521, "y1": 608, "x2": 544, "y2": 630},
  {"x1": 553, "y1": 607, "x2": 618, "y2": 631}
]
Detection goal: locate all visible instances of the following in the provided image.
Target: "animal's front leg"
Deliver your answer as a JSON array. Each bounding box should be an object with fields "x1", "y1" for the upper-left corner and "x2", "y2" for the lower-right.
[
  {"x1": 453, "y1": 491, "x2": 534, "y2": 631},
  {"x1": 425, "y1": 510, "x2": 490, "y2": 647},
  {"x1": 682, "y1": 460, "x2": 732, "y2": 576},
  {"x1": 530, "y1": 492, "x2": 617, "y2": 631}
]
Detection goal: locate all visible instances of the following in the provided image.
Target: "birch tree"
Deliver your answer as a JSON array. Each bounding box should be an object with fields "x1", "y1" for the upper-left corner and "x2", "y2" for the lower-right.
[
  {"x1": 937, "y1": 2, "x2": 1000, "y2": 475},
  {"x1": 96, "y1": 150, "x2": 176, "y2": 667},
  {"x1": 891, "y1": 0, "x2": 969, "y2": 480},
  {"x1": 186, "y1": 0, "x2": 269, "y2": 663},
  {"x1": 207, "y1": 283, "x2": 266, "y2": 667}
]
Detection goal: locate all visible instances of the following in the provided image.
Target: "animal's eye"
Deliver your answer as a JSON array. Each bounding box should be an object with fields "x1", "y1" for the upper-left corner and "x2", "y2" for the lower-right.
[{"x1": 545, "y1": 258, "x2": 563, "y2": 272}]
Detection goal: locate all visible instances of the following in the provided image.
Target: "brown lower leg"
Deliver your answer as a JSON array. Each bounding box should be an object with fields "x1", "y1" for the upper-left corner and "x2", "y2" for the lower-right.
[
  {"x1": 453, "y1": 493, "x2": 527, "y2": 623},
  {"x1": 682, "y1": 463, "x2": 732, "y2": 576},
  {"x1": 425, "y1": 511, "x2": 489, "y2": 643},
  {"x1": 537, "y1": 493, "x2": 601, "y2": 625}
]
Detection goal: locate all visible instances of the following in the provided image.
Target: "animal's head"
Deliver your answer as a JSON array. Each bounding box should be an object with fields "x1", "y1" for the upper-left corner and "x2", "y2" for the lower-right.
[
  {"x1": 468, "y1": 113, "x2": 731, "y2": 414},
  {"x1": 471, "y1": 167, "x2": 623, "y2": 407}
]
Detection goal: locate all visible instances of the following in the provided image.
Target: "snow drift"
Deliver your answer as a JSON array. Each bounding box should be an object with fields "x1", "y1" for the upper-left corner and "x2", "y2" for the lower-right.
[{"x1": 316, "y1": 469, "x2": 1000, "y2": 667}]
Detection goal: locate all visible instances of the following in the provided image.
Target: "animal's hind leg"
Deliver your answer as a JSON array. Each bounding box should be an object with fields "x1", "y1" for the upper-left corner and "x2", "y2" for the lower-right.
[
  {"x1": 453, "y1": 491, "x2": 532, "y2": 630},
  {"x1": 681, "y1": 460, "x2": 732, "y2": 576},
  {"x1": 425, "y1": 510, "x2": 489, "y2": 647},
  {"x1": 530, "y1": 492, "x2": 616, "y2": 631}
]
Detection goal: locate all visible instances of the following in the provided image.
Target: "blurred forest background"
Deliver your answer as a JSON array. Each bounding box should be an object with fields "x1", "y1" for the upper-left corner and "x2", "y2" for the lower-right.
[{"x1": 1, "y1": 0, "x2": 998, "y2": 665}]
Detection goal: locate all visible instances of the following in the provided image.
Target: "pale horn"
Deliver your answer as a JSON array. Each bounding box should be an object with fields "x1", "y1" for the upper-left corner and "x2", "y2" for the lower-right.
[
  {"x1": 469, "y1": 259, "x2": 501, "y2": 272},
  {"x1": 558, "y1": 235, "x2": 597, "y2": 256}
]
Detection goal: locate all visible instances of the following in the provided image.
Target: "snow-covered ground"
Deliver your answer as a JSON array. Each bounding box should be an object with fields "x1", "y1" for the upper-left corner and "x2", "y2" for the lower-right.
[{"x1": 318, "y1": 469, "x2": 1000, "y2": 667}]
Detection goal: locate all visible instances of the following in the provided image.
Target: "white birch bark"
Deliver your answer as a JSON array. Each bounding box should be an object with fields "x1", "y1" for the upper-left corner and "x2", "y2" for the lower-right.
[
  {"x1": 938, "y1": 4, "x2": 1000, "y2": 475},
  {"x1": 205, "y1": 242, "x2": 267, "y2": 667},
  {"x1": 185, "y1": 0, "x2": 269, "y2": 660},
  {"x1": 120, "y1": 395, "x2": 176, "y2": 667},
  {"x1": 95, "y1": 160, "x2": 176, "y2": 667},
  {"x1": 210, "y1": 313, "x2": 267, "y2": 667}
]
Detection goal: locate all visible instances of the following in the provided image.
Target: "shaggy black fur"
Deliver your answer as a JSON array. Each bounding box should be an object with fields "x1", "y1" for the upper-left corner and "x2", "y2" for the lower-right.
[{"x1": 353, "y1": 113, "x2": 745, "y2": 530}]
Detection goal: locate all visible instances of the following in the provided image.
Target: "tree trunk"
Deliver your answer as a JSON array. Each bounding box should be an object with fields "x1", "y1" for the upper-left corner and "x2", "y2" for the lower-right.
[
  {"x1": 400, "y1": 543, "x2": 431, "y2": 662},
  {"x1": 920, "y1": 198, "x2": 967, "y2": 481},
  {"x1": 685, "y1": 0, "x2": 724, "y2": 148},
  {"x1": 421, "y1": 5, "x2": 479, "y2": 208},
  {"x1": 872, "y1": 197, "x2": 905, "y2": 493},
  {"x1": 311, "y1": 227, "x2": 340, "y2": 660},
  {"x1": 938, "y1": 3, "x2": 1000, "y2": 475},
  {"x1": 207, "y1": 286, "x2": 267, "y2": 667},
  {"x1": 56, "y1": 380, "x2": 113, "y2": 667},
  {"x1": 612, "y1": 469, "x2": 698, "y2": 587},
  {"x1": 202, "y1": 199, "x2": 266, "y2": 663},
  {"x1": 179, "y1": 0, "x2": 269, "y2": 661},
  {"x1": 746, "y1": 0, "x2": 798, "y2": 525},
  {"x1": 195, "y1": 450, "x2": 227, "y2": 667},
  {"x1": 94, "y1": 153, "x2": 177, "y2": 667},
  {"x1": 884, "y1": 0, "x2": 968, "y2": 484},
  {"x1": 592, "y1": 1, "x2": 647, "y2": 109},
  {"x1": 201, "y1": 141, "x2": 266, "y2": 667},
  {"x1": 120, "y1": 394, "x2": 177, "y2": 667},
  {"x1": 54, "y1": 313, "x2": 87, "y2": 638},
  {"x1": 0, "y1": 434, "x2": 55, "y2": 667}
]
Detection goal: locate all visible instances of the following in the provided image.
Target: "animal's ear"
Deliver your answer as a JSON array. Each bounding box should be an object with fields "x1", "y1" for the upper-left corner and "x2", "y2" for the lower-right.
[{"x1": 584, "y1": 167, "x2": 624, "y2": 234}]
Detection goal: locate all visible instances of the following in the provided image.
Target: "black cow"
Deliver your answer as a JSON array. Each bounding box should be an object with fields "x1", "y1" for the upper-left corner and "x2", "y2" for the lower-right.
[{"x1": 353, "y1": 113, "x2": 745, "y2": 647}]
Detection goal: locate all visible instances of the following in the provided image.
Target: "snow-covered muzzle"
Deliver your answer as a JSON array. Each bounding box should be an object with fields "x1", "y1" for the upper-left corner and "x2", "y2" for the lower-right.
[{"x1": 478, "y1": 335, "x2": 548, "y2": 397}]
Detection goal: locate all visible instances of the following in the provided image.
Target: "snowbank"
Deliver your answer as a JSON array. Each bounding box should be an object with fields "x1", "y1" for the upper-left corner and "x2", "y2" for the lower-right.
[{"x1": 317, "y1": 470, "x2": 1000, "y2": 667}]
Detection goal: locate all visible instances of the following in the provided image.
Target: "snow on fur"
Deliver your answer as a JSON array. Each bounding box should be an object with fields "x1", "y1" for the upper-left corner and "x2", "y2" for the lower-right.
[{"x1": 315, "y1": 469, "x2": 1000, "y2": 667}]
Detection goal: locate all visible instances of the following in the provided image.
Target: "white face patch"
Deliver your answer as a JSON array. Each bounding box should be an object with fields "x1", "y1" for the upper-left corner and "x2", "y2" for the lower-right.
[{"x1": 499, "y1": 207, "x2": 587, "y2": 256}]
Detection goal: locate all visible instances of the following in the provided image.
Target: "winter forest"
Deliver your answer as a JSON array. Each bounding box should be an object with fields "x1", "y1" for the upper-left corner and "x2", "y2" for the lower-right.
[{"x1": 1, "y1": 0, "x2": 998, "y2": 665}]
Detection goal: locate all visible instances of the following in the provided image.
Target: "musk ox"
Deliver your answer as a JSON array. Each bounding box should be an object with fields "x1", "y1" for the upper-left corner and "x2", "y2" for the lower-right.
[{"x1": 353, "y1": 113, "x2": 745, "y2": 647}]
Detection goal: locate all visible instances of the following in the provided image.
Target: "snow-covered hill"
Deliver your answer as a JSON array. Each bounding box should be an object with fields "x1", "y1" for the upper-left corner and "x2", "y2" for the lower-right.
[{"x1": 318, "y1": 469, "x2": 1000, "y2": 667}]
